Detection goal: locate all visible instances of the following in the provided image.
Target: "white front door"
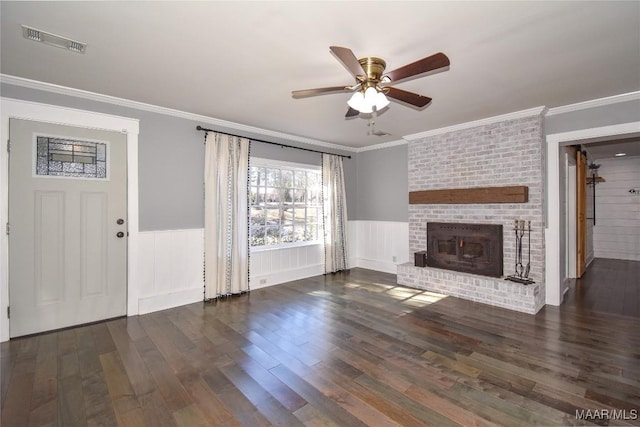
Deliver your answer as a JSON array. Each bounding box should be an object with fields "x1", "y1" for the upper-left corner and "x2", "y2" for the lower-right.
[{"x1": 8, "y1": 119, "x2": 127, "y2": 337}]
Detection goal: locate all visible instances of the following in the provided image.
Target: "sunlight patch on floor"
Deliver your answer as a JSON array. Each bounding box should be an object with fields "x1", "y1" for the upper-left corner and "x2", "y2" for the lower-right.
[
  {"x1": 309, "y1": 290, "x2": 332, "y2": 297},
  {"x1": 407, "y1": 291, "x2": 447, "y2": 304},
  {"x1": 385, "y1": 288, "x2": 423, "y2": 299},
  {"x1": 383, "y1": 286, "x2": 448, "y2": 307},
  {"x1": 308, "y1": 281, "x2": 447, "y2": 309},
  {"x1": 343, "y1": 281, "x2": 395, "y2": 291}
]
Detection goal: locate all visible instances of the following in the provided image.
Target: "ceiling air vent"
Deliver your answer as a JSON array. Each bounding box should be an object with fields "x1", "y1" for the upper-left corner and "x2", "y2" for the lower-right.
[{"x1": 21, "y1": 25, "x2": 87, "y2": 54}]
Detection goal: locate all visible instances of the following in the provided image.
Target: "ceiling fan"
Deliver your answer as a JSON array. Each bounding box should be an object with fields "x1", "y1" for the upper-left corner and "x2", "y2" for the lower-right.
[{"x1": 292, "y1": 46, "x2": 450, "y2": 117}]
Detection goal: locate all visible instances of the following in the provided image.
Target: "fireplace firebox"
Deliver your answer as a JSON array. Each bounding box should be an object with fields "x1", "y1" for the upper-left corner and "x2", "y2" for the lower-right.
[{"x1": 426, "y1": 222, "x2": 503, "y2": 278}]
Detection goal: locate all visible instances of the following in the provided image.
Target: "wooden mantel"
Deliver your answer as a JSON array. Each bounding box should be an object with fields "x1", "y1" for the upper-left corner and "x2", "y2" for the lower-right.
[{"x1": 409, "y1": 185, "x2": 528, "y2": 204}]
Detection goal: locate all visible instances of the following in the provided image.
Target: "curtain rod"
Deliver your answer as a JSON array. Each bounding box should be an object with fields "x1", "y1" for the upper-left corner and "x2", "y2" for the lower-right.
[{"x1": 196, "y1": 126, "x2": 351, "y2": 159}]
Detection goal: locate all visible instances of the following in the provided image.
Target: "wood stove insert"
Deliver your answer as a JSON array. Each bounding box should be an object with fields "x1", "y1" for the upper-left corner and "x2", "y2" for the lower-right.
[{"x1": 426, "y1": 222, "x2": 503, "y2": 278}]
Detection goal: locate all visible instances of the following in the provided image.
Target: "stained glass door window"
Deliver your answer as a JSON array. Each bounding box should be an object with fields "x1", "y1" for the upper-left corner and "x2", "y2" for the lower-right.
[{"x1": 36, "y1": 136, "x2": 107, "y2": 179}]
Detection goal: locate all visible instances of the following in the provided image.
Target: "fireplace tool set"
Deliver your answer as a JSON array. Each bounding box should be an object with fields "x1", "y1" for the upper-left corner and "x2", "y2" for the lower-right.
[{"x1": 506, "y1": 220, "x2": 534, "y2": 285}]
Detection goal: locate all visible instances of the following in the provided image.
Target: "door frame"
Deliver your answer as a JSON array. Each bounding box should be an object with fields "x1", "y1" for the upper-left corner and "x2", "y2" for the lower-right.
[
  {"x1": 565, "y1": 149, "x2": 577, "y2": 279},
  {"x1": 1, "y1": 98, "x2": 140, "y2": 341},
  {"x1": 545, "y1": 121, "x2": 640, "y2": 306},
  {"x1": 576, "y1": 149, "x2": 587, "y2": 278}
]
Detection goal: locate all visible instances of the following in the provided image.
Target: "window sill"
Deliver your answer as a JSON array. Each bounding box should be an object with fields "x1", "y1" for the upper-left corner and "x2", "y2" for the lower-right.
[{"x1": 250, "y1": 240, "x2": 323, "y2": 253}]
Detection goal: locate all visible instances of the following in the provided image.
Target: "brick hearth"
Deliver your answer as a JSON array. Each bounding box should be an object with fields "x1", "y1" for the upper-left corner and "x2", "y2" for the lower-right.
[{"x1": 398, "y1": 263, "x2": 543, "y2": 314}]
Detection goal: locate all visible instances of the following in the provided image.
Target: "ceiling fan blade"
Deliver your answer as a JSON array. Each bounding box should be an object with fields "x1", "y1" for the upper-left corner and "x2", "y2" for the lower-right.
[
  {"x1": 345, "y1": 107, "x2": 359, "y2": 118},
  {"x1": 292, "y1": 86, "x2": 350, "y2": 98},
  {"x1": 330, "y1": 46, "x2": 365, "y2": 78},
  {"x1": 385, "y1": 87, "x2": 432, "y2": 108},
  {"x1": 384, "y1": 52, "x2": 450, "y2": 83}
]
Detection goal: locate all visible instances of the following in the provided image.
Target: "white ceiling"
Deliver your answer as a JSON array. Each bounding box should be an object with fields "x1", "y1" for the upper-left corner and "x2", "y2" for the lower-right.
[
  {"x1": 1, "y1": 1, "x2": 639, "y2": 150},
  {"x1": 585, "y1": 138, "x2": 640, "y2": 160}
]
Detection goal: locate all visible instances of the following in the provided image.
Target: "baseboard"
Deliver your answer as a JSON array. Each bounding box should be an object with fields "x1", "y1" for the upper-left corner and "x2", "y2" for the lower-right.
[
  {"x1": 355, "y1": 258, "x2": 399, "y2": 274},
  {"x1": 586, "y1": 254, "x2": 595, "y2": 269},
  {"x1": 250, "y1": 258, "x2": 401, "y2": 288},
  {"x1": 593, "y1": 252, "x2": 640, "y2": 262},
  {"x1": 138, "y1": 286, "x2": 203, "y2": 315},
  {"x1": 250, "y1": 263, "x2": 324, "y2": 289},
  {"x1": 561, "y1": 277, "x2": 573, "y2": 303}
]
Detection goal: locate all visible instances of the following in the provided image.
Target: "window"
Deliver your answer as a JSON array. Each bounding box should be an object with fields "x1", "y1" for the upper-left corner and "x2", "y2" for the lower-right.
[
  {"x1": 35, "y1": 135, "x2": 107, "y2": 179},
  {"x1": 250, "y1": 159, "x2": 321, "y2": 248}
]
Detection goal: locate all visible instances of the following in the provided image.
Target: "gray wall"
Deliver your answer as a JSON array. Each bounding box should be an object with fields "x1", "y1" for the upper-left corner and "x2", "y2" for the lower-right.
[
  {"x1": 1, "y1": 83, "x2": 357, "y2": 230},
  {"x1": 355, "y1": 144, "x2": 408, "y2": 222},
  {"x1": 546, "y1": 99, "x2": 640, "y2": 134}
]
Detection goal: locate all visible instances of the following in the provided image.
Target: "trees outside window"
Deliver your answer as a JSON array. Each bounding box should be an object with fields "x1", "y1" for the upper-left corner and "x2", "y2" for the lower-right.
[{"x1": 249, "y1": 162, "x2": 321, "y2": 247}]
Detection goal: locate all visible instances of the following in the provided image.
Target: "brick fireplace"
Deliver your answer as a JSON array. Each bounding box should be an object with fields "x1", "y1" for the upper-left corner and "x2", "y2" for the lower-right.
[{"x1": 397, "y1": 110, "x2": 546, "y2": 314}]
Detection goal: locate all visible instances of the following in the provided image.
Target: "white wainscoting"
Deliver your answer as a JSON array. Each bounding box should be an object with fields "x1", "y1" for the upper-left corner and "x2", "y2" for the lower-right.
[
  {"x1": 593, "y1": 156, "x2": 640, "y2": 261},
  {"x1": 250, "y1": 243, "x2": 324, "y2": 289},
  {"x1": 136, "y1": 229, "x2": 204, "y2": 314},
  {"x1": 586, "y1": 175, "x2": 596, "y2": 267},
  {"x1": 249, "y1": 220, "x2": 409, "y2": 285},
  {"x1": 349, "y1": 220, "x2": 410, "y2": 274},
  {"x1": 132, "y1": 220, "x2": 410, "y2": 316}
]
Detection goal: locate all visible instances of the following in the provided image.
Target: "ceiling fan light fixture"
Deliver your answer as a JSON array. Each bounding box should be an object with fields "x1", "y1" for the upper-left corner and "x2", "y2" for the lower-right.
[
  {"x1": 347, "y1": 91, "x2": 364, "y2": 110},
  {"x1": 363, "y1": 86, "x2": 377, "y2": 102},
  {"x1": 350, "y1": 87, "x2": 388, "y2": 113},
  {"x1": 374, "y1": 91, "x2": 390, "y2": 110},
  {"x1": 354, "y1": 87, "x2": 379, "y2": 113},
  {"x1": 359, "y1": 103, "x2": 374, "y2": 114}
]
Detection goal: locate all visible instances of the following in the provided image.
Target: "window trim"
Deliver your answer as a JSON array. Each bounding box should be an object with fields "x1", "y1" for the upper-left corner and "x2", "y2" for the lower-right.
[{"x1": 249, "y1": 157, "x2": 322, "y2": 251}]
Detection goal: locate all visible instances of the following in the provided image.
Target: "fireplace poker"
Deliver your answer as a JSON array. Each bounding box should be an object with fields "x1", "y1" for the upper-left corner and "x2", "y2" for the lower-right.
[
  {"x1": 524, "y1": 221, "x2": 531, "y2": 278},
  {"x1": 513, "y1": 219, "x2": 520, "y2": 275},
  {"x1": 506, "y1": 219, "x2": 534, "y2": 285},
  {"x1": 515, "y1": 220, "x2": 524, "y2": 278}
]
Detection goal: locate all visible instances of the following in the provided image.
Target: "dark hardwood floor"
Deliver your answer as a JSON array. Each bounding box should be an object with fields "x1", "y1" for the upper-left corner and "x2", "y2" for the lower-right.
[
  {"x1": 562, "y1": 258, "x2": 640, "y2": 318},
  {"x1": 2, "y1": 268, "x2": 639, "y2": 426}
]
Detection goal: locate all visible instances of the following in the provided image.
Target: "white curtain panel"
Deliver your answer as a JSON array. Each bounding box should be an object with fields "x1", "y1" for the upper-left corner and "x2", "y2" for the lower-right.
[
  {"x1": 204, "y1": 132, "x2": 250, "y2": 299},
  {"x1": 322, "y1": 153, "x2": 349, "y2": 273}
]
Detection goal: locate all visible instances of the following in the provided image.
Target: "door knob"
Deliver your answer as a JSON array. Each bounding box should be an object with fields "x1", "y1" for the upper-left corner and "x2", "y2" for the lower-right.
[{"x1": 116, "y1": 231, "x2": 125, "y2": 238}]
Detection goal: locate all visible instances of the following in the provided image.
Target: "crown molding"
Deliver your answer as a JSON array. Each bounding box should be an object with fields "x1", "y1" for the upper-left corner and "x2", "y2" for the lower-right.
[
  {"x1": 546, "y1": 91, "x2": 640, "y2": 116},
  {"x1": 355, "y1": 138, "x2": 407, "y2": 153},
  {"x1": 404, "y1": 106, "x2": 547, "y2": 141},
  {"x1": 0, "y1": 74, "x2": 358, "y2": 153},
  {"x1": 546, "y1": 121, "x2": 640, "y2": 144}
]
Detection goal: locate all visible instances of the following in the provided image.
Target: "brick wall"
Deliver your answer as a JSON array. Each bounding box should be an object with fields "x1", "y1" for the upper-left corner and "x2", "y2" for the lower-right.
[{"x1": 402, "y1": 112, "x2": 546, "y2": 312}]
